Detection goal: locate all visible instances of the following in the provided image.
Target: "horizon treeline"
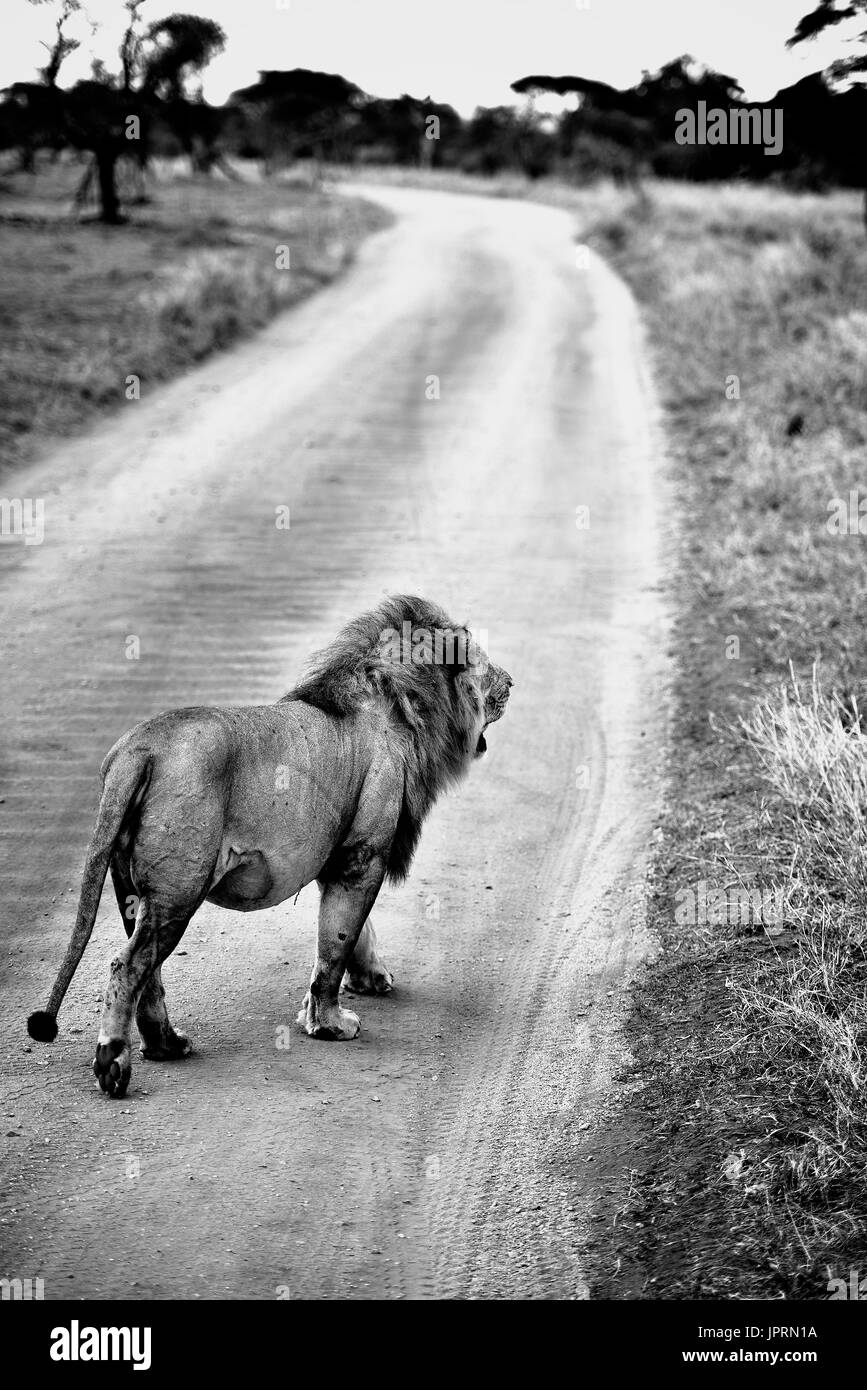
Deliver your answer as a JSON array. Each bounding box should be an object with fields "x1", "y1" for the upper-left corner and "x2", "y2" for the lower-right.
[{"x1": 2, "y1": 52, "x2": 864, "y2": 196}]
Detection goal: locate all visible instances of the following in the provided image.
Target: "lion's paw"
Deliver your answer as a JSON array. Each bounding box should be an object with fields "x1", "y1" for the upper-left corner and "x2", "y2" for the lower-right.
[
  {"x1": 297, "y1": 994, "x2": 360, "y2": 1041},
  {"x1": 139, "y1": 1028, "x2": 192, "y2": 1062},
  {"x1": 343, "y1": 965, "x2": 394, "y2": 996},
  {"x1": 92, "y1": 1038, "x2": 132, "y2": 1098}
]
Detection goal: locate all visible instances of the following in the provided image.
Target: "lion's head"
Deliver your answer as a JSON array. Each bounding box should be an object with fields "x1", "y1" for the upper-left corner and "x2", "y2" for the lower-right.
[
  {"x1": 286, "y1": 595, "x2": 512, "y2": 880},
  {"x1": 464, "y1": 628, "x2": 512, "y2": 757}
]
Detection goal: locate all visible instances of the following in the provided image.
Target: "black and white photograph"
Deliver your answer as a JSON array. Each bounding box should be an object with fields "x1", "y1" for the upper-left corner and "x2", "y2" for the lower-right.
[{"x1": 1, "y1": 0, "x2": 866, "y2": 1346}]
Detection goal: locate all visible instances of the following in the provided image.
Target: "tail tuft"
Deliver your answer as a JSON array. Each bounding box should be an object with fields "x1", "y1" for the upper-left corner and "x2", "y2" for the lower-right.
[{"x1": 27, "y1": 1011, "x2": 58, "y2": 1043}]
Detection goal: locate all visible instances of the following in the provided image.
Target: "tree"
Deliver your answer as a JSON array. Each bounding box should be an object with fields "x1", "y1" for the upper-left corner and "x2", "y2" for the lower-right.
[
  {"x1": 514, "y1": 58, "x2": 757, "y2": 183},
  {"x1": 788, "y1": 1, "x2": 867, "y2": 223},
  {"x1": 139, "y1": 13, "x2": 226, "y2": 171},
  {"x1": 353, "y1": 94, "x2": 462, "y2": 167},
  {"x1": 460, "y1": 104, "x2": 553, "y2": 178},
  {"x1": 228, "y1": 69, "x2": 363, "y2": 171},
  {"x1": 61, "y1": 0, "x2": 150, "y2": 222},
  {"x1": 7, "y1": 1, "x2": 227, "y2": 222},
  {"x1": 634, "y1": 55, "x2": 743, "y2": 126},
  {"x1": 120, "y1": 0, "x2": 147, "y2": 93},
  {"x1": 142, "y1": 13, "x2": 226, "y2": 100},
  {"x1": 66, "y1": 80, "x2": 132, "y2": 222},
  {"x1": 7, "y1": 0, "x2": 81, "y2": 169},
  {"x1": 511, "y1": 72, "x2": 647, "y2": 181},
  {"x1": 788, "y1": 1, "x2": 867, "y2": 79},
  {"x1": 36, "y1": 0, "x2": 81, "y2": 88}
]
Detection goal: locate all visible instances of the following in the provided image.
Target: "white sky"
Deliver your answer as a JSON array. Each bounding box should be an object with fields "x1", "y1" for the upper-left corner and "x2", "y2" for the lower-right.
[{"x1": 0, "y1": 0, "x2": 857, "y2": 113}]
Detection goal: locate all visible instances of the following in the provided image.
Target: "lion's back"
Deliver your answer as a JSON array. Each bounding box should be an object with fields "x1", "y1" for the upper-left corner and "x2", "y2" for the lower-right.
[{"x1": 100, "y1": 706, "x2": 237, "y2": 783}]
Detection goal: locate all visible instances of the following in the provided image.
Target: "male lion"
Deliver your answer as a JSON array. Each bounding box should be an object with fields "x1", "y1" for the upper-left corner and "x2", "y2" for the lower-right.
[{"x1": 27, "y1": 595, "x2": 512, "y2": 1098}]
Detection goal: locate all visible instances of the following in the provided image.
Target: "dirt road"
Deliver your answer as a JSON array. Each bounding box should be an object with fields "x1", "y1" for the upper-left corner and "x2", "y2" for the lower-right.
[{"x1": 0, "y1": 184, "x2": 668, "y2": 1300}]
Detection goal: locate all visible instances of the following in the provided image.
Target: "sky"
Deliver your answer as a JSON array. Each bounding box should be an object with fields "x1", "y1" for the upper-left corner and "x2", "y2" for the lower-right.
[{"x1": 1, "y1": 0, "x2": 859, "y2": 113}]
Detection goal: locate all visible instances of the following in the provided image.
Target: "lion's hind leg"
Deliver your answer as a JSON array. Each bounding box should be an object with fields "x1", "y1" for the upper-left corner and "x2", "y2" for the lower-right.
[
  {"x1": 109, "y1": 859, "x2": 191, "y2": 1064},
  {"x1": 342, "y1": 918, "x2": 394, "y2": 996},
  {"x1": 95, "y1": 882, "x2": 194, "y2": 1097},
  {"x1": 136, "y1": 967, "x2": 192, "y2": 1061}
]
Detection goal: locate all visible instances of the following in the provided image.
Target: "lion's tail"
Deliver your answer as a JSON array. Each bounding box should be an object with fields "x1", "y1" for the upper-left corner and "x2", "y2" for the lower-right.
[{"x1": 26, "y1": 747, "x2": 151, "y2": 1042}]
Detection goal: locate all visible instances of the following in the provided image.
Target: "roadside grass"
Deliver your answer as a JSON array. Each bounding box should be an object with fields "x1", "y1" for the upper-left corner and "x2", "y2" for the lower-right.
[
  {"x1": 0, "y1": 158, "x2": 389, "y2": 475},
  {"x1": 575, "y1": 180, "x2": 867, "y2": 1298},
  {"x1": 734, "y1": 677, "x2": 867, "y2": 1204}
]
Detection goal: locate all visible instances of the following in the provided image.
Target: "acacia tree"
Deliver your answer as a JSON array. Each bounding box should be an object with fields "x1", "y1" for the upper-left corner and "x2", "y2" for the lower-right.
[
  {"x1": 789, "y1": 0, "x2": 867, "y2": 76},
  {"x1": 8, "y1": 1, "x2": 226, "y2": 222},
  {"x1": 120, "y1": 0, "x2": 147, "y2": 94},
  {"x1": 61, "y1": 0, "x2": 150, "y2": 223},
  {"x1": 788, "y1": 1, "x2": 867, "y2": 224},
  {"x1": 140, "y1": 13, "x2": 226, "y2": 172},
  {"x1": 36, "y1": 0, "x2": 81, "y2": 87},
  {"x1": 143, "y1": 13, "x2": 225, "y2": 100},
  {"x1": 6, "y1": 0, "x2": 81, "y2": 170},
  {"x1": 228, "y1": 70, "x2": 363, "y2": 172},
  {"x1": 513, "y1": 58, "x2": 746, "y2": 181}
]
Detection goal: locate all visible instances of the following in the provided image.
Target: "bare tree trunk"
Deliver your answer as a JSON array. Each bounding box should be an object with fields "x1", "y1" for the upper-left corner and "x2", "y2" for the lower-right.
[
  {"x1": 212, "y1": 152, "x2": 242, "y2": 181},
  {"x1": 72, "y1": 158, "x2": 95, "y2": 215},
  {"x1": 96, "y1": 146, "x2": 122, "y2": 224}
]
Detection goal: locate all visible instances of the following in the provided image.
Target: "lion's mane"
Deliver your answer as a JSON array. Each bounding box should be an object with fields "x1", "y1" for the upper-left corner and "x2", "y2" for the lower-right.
[{"x1": 283, "y1": 595, "x2": 483, "y2": 883}]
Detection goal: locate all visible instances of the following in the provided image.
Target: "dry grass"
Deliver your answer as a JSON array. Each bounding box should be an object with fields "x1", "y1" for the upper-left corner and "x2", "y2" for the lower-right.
[
  {"x1": 732, "y1": 672, "x2": 867, "y2": 1206},
  {"x1": 0, "y1": 157, "x2": 389, "y2": 474},
  {"x1": 554, "y1": 177, "x2": 867, "y2": 1297}
]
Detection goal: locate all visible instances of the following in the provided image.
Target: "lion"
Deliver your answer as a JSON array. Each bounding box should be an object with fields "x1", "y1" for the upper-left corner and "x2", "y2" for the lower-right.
[{"x1": 26, "y1": 595, "x2": 512, "y2": 1098}]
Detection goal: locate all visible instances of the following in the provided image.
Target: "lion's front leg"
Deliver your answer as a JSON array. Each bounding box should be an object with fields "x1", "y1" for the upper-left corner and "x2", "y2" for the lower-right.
[
  {"x1": 343, "y1": 918, "x2": 394, "y2": 996},
  {"x1": 298, "y1": 853, "x2": 386, "y2": 1040}
]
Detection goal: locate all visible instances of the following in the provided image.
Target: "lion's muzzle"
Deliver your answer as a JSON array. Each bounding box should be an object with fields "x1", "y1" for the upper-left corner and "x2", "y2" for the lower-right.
[{"x1": 476, "y1": 666, "x2": 512, "y2": 754}]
